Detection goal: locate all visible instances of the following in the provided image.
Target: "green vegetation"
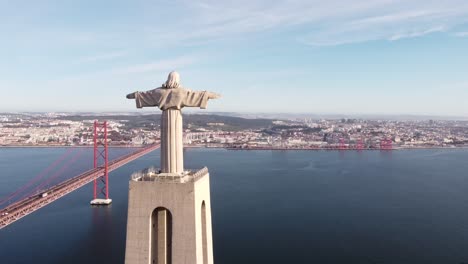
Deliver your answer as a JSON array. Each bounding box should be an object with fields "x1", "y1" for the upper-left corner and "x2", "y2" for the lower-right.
[{"x1": 57, "y1": 114, "x2": 274, "y2": 131}]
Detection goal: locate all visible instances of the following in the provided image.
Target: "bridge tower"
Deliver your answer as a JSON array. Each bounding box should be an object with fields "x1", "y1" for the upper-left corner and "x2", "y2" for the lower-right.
[{"x1": 90, "y1": 120, "x2": 112, "y2": 205}]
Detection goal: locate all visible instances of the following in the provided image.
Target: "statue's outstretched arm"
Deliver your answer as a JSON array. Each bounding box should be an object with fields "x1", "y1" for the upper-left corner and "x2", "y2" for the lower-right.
[
  {"x1": 183, "y1": 90, "x2": 221, "y2": 109},
  {"x1": 207, "y1": 92, "x2": 221, "y2": 99},
  {"x1": 126, "y1": 92, "x2": 136, "y2": 99},
  {"x1": 126, "y1": 89, "x2": 162, "y2": 108}
]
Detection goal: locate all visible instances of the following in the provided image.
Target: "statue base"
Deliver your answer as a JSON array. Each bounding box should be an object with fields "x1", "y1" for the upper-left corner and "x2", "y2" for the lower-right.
[{"x1": 125, "y1": 167, "x2": 214, "y2": 264}]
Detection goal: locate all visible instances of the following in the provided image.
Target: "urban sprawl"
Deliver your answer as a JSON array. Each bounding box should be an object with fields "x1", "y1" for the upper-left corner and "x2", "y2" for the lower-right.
[{"x1": 1, "y1": 113, "x2": 468, "y2": 150}]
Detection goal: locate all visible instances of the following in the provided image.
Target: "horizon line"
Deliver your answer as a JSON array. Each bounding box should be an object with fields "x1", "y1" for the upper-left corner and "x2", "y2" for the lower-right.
[{"x1": 1, "y1": 111, "x2": 468, "y2": 120}]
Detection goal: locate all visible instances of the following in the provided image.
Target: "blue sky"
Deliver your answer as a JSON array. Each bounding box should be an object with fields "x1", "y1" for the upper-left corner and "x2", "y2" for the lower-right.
[{"x1": 1, "y1": 0, "x2": 468, "y2": 115}]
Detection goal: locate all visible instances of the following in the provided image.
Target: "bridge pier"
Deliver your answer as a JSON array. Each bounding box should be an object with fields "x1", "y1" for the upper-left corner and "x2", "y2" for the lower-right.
[{"x1": 90, "y1": 198, "x2": 112, "y2": 205}]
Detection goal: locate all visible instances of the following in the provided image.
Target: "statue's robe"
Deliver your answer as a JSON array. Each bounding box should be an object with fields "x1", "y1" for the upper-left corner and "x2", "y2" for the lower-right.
[
  {"x1": 132, "y1": 87, "x2": 211, "y2": 174},
  {"x1": 134, "y1": 88, "x2": 210, "y2": 110}
]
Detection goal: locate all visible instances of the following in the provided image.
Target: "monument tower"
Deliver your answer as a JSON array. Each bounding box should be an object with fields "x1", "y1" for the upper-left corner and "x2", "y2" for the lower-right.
[{"x1": 125, "y1": 71, "x2": 220, "y2": 264}]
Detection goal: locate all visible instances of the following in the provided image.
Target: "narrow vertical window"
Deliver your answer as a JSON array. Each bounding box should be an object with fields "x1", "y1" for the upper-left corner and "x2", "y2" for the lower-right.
[
  {"x1": 151, "y1": 207, "x2": 172, "y2": 264},
  {"x1": 201, "y1": 201, "x2": 208, "y2": 264}
]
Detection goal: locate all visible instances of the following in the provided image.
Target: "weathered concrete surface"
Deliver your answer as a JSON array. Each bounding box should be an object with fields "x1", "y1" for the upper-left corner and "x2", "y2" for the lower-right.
[{"x1": 125, "y1": 171, "x2": 214, "y2": 264}]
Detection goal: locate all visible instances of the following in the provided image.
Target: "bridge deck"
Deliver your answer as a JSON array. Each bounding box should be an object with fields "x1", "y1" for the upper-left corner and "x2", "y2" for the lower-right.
[{"x1": 0, "y1": 143, "x2": 160, "y2": 229}]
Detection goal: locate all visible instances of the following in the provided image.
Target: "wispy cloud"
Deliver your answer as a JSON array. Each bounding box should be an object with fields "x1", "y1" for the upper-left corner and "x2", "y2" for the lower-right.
[
  {"x1": 112, "y1": 56, "x2": 197, "y2": 75},
  {"x1": 138, "y1": 0, "x2": 468, "y2": 46},
  {"x1": 75, "y1": 51, "x2": 127, "y2": 64},
  {"x1": 297, "y1": 4, "x2": 467, "y2": 46},
  {"x1": 350, "y1": 10, "x2": 440, "y2": 26},
  {"x1": 454, "y1": 31, "x2": 468, "y2": 37},
  {"x1": 5, "y1": 1, "x2": 468, "y2": 51},
  {"x1": 43, "y1": 55, "x2": 198, "y2": 87},
  {"x1": 388, "y1": 26, "x2": 446, "y2": 41}
]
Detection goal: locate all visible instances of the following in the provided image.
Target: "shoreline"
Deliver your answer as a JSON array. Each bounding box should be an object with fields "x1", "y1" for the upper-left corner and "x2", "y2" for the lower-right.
[
  {"x1": 1, "y1": 145, "x2": 468, "y2": 151},
  {"x1": 0, "y1": 145, "x2": 141, "y2": 148},
  {"x1": 186, "y1": 145, "x2": 468, "y2": 151}
]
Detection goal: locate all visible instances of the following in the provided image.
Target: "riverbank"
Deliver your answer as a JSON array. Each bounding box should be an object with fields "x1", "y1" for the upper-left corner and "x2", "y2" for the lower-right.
[
  {"x1": 186, "y1": 145, "x2": 468, "y2": 151},
  {"x1": 0, "y1": 145, "x2": 140, "y2": 148},
  {"x1": 2, "y1": 144, "x2": 467, "y2": 150}
]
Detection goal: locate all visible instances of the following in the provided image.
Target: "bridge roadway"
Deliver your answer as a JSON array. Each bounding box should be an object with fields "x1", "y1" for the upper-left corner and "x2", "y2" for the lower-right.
[{"x1": 0, "y1": 143, "x2": 160, "y2": 229}]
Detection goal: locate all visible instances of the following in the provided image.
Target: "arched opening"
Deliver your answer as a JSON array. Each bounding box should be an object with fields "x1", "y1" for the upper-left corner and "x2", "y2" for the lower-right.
[
  {"x1": 150, "y1": 207, "x2": 172, "y2": 264},
  {"x1": 201, "y1": 201, "x2": 208, "y2": 264}
]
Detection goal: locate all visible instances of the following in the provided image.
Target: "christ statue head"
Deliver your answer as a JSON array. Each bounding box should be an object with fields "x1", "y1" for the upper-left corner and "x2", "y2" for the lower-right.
[{"x1": 162, "y1": 71, "x2": 180, "y2": 89}]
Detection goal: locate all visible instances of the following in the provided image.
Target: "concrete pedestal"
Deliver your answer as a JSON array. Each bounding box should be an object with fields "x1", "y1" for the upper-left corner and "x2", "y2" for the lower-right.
[{"x1": 125, "y1": 168, "x2": 214, "y2": 264}]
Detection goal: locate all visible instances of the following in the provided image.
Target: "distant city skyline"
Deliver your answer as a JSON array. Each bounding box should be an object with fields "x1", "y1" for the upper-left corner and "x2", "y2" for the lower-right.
[
  {"x1": 4, "y1": 111, "x2": 468, "y2": 122},
  {"x1": 1, "y1": 0, "x2": 468, "y2": 115}
]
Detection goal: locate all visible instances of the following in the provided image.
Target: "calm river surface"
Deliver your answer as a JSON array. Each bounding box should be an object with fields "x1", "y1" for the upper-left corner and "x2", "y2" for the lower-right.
[{"x1": 1, "y1": 148, "x2": 468, "y2": 264}]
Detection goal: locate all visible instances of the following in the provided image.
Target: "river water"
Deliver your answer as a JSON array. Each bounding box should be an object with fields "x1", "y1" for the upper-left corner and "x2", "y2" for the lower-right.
[{"x1": 1, "y1": 148, "x2": 468, "y2": 264}]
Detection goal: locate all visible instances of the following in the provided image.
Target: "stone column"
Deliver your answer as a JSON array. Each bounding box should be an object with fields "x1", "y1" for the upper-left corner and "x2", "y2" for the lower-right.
[{"x1": 160, "y1": 109, "x2": 184, "y2": 174}]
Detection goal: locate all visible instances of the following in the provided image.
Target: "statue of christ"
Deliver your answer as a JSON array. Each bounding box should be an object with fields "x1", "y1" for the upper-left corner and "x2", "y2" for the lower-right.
[{"x1": 126, "y1": 71, "x2": 220, "y2": 175}]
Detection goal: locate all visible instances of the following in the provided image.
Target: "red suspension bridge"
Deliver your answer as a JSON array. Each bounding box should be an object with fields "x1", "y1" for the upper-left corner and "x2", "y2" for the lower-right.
[{"x1": 0, "y1": 121, "x2": 160, "y2": 229}]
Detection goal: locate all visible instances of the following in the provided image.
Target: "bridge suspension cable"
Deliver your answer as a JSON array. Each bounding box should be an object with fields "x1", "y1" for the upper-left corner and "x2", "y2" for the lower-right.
[
  {"x1": 0, "y1": 147, "x2": 77, "y2": 206},
  {"x1": 29, "y1": 148, "x2": 86, "y2": 197},
  {"x1": 0, "y1": 143, "x2": 160, "y2": 229}
]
